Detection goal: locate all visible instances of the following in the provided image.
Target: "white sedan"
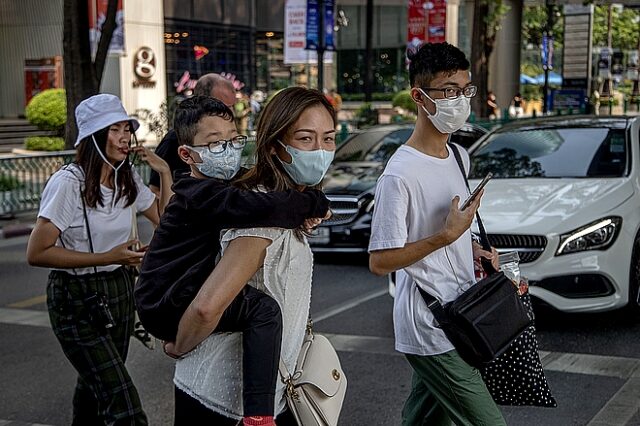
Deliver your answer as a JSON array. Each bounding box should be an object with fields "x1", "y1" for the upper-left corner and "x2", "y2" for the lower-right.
[{"x1": 390, "y1": 116, "x2": 640, "y2": 314}]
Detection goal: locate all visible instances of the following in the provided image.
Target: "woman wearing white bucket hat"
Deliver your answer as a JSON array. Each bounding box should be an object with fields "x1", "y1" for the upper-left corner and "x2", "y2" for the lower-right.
[{"x1": 27, "y1": 94, "x2": 172, "y2": 425}]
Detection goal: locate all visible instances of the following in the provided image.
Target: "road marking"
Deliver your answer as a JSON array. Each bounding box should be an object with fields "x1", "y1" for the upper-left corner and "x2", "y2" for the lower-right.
[
  {"x1": 8, "y1": 295, "x2": 46, "y2": 309},
  {"x1": 0, "y1": 235, "x2": 30, "y2": 248},
  {"x1": 587, "y1": 376, "x2": 640, "y2": 426},
  {"x1": 323, "y1": 332, "x2": 640, "y2": 379},
  {"x1": 0, "y1": 308, "x2": 49, "y2": 328},
  {"x1": 0, "y1": 420, "x2": 53, "y2": 426},
  {"x1": 313, "y1": 287, "x2": 388, "y2": 323}
]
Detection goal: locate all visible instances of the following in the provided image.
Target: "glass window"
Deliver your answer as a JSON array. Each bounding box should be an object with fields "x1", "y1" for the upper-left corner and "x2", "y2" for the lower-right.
[{"x1": 470, "y1": 128, "x2": 627, "y2": 179}]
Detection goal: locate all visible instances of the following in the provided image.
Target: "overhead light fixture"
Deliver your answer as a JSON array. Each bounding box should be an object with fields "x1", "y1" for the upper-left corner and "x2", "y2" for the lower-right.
[{"x1": 266, "y1": 32, "x2": 275, "y2": 38}]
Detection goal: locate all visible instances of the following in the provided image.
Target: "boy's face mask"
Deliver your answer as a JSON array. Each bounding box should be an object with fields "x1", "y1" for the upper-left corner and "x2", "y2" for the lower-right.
[{"x1": 185, "y1": 145, "x2": 242, "y2": 181}]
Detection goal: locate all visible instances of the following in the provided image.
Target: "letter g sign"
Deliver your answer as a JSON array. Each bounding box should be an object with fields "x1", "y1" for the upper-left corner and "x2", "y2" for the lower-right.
[{"x1": 134, "y1": 47, "x2": 156, "y2": 80}]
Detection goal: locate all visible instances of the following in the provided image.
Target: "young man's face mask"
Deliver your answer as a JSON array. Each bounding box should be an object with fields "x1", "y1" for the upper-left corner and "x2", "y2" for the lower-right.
[{"x1": 418, "y1": 88, "x2": 471, "y2": 134}]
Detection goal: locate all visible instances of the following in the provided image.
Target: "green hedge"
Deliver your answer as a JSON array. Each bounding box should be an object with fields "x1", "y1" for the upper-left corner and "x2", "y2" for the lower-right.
[
  {"x1": 341, "y1": 92, "x2": 395, "y2": 102},
  {"x1": 24, "y1": 136, "x2": 66, "y2": 151},
  {"x1": 0, "y1": 175, "x2": 21, "y2": 191},
  {"x1": 392, "y1": 90, "x2": 415, "y2": 111},
  {"x1": 25, "y1": 88, "x2": 66, "y2": 132}
]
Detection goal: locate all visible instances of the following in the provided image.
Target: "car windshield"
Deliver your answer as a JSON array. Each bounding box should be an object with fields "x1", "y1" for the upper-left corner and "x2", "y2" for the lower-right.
[
  {"x1": 469, "y1": 127, "x2": 627, "y2": 179},
  {"x1": 334, "y1": 128, "x2": 413, "y2": 162}
]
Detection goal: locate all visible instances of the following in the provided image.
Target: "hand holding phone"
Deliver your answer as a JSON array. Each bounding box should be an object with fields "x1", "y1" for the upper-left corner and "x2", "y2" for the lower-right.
[{"x1": 461, "y1": 172, "x2": 493, "y2": 210}]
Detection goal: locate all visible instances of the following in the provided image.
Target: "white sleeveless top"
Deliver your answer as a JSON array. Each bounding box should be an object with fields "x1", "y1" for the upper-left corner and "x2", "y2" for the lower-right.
[{"x1": 173, "y1": 227, "x2": 313, "y2": 419}]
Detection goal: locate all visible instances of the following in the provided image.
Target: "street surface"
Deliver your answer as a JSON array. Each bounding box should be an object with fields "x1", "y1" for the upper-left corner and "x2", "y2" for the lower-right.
[{"x1": 0, "y1": 220, "x2": 639, "y2": 425}]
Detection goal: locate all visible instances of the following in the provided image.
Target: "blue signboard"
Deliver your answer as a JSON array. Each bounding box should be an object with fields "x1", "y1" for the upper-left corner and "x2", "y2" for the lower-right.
[
  {"x1": 551, "y1": 89, "x2": 587, "y2": 111},
  {"x1": 306, "y1": 0, "x2": 319, "y2": 50},
  {"x1": 542, "y1": 35, "x2": 553, "y2": 69},
  {"x1": 305, "y1": 0, "x2": 335, "y2": 51}
]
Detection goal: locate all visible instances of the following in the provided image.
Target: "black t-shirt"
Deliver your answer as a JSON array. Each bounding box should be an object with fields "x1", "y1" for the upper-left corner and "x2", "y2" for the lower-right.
[
  {"x1": 149, "y1": 129, "x2": 189, "y2": 188},
  {"x1": 134, "y1": 176, "x2": 330, "y2": 341}
]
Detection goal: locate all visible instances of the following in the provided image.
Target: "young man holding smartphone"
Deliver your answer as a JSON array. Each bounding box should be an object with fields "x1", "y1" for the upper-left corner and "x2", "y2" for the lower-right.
[{"x1": 368, "y1": 42, "x2": 503, "y2": 426}]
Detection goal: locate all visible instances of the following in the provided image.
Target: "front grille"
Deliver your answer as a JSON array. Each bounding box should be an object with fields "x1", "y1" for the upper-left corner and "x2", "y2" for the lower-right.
[
  {"x1": 487, "y1": 234, "x2": 547, "y2": 264},
  {"x1": 324, "y1": 196, "x2": 360, "y2": 226}
]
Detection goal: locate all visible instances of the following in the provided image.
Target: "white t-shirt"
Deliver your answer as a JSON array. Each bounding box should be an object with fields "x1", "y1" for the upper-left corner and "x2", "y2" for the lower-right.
[
  {"x1": 38, "y1": 164, "x2": 155, "y2": 275},
  {"x1": 174, "y1": 227, "x2": 313, "y2": 419},
  {"x1": 368, "y1": 144, "x2": 475, "y2": 356}
]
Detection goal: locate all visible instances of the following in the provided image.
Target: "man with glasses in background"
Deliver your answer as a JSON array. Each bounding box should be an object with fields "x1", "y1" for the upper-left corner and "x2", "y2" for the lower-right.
[
  {"x1": 148, "y1": 73, "x2": 237, "y2": 196},
  {"x1": 368, "y1": 42, "x2": 504, "y2": 426}
]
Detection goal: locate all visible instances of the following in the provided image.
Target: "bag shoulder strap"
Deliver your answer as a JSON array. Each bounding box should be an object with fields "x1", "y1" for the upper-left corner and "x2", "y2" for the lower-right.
[
  {"x1": 59, "y1": 164, "x2": 98, "y2": 276},
  {"x1": 448, "y1": 144, "x2": 496, "y2": 274}
]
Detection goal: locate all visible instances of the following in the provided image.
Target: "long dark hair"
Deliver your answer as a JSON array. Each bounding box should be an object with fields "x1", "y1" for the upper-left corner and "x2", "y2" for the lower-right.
[
  {"x1": 75, "y1": 124, "x2": 138, "y2": 208},
  {"x1": 235, "y1": 87, "x2": 336, "y2": 192}
]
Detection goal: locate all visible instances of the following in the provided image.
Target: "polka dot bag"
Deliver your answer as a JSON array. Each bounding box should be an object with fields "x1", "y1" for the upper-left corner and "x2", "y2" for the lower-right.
[{"x1": 480, "y1": 291, "x2": 557, "y2": 407}]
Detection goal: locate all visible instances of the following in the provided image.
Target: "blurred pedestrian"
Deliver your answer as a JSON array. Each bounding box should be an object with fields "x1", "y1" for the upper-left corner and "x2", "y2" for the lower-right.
[
  {"x1": 591, "y1": 89, "x2": 601, "y2": 116},
  {"x1": 509, "y1": 92, "x2": 524, "y2": 118},
  {"x1": 234, "y1": 92, "x2": 250, "y2": 136},
  {"x1": 26, "y1": 94, "x2": 173, "y2": 425},
  {"x1": 487, "y1": 91, "x2": 499, "y2": 120},
  {"x1": 149, "y1": 73, "x2": 236, "y2": 195},
  {"x1": 329, "y1": 88, "x2": 343, "y2": 112}
]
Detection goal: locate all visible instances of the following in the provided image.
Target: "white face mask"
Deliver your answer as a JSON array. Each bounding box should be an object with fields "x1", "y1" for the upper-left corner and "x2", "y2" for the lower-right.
[{"x1": 418, "y1": 88, "x2": 471, "y2": 134}]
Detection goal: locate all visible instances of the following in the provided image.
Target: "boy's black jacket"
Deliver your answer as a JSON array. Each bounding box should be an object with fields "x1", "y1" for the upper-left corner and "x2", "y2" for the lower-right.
[{"x1": 135, "y1": 175, "x2": 329, "y2": 341}]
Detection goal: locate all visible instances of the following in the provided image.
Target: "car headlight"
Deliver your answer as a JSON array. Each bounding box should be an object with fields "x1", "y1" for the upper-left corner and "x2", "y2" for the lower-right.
[
  {"x1": 556, "y1": 217, "x2": 622, "y2": 256},
  {"x1": 364, "y1": 198, "x2": 375, "y2": 213}
]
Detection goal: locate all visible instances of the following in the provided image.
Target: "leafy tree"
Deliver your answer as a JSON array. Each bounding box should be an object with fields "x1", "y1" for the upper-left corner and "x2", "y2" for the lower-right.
[
  {"x1": 592, "y1": 5, "x2": 639, "y2": 49},
  {"x1": 471, "y1": 0, "x2": 511, "y2": 118},
  {"x1": 63, "y1": 0, "x2": 118, "y2": 149}
]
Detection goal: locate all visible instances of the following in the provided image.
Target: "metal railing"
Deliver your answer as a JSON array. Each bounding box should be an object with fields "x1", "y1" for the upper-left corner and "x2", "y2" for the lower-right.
[{"x1": 0, "y1": 151, "x2": 151, "y2": 217}]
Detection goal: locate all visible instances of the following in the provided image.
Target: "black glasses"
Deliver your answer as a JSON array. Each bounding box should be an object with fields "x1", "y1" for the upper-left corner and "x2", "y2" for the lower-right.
[
  {"x1": 422, "y1": 86, "x2": 477, "y2": 99},
  {"x1": 204, "y1": 135, "x2": 248, "y2": 154}
]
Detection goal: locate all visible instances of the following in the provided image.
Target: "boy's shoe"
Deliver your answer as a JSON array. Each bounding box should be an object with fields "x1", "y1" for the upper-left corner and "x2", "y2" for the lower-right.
[
  {"x1": 133, "y1": 318, "x2": 156, "y2": 350},
  {"x1": 243, "y1": 416, "x2": 275, "y2": 426}
]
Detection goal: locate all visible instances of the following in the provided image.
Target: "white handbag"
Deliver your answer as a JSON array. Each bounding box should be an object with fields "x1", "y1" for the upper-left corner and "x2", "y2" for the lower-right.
[{"x1": 279, "y1": 325, "x2": 347, "y2": 426}]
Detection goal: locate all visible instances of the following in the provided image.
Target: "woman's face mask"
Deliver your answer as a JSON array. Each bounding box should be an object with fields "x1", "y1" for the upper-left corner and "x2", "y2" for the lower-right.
[
  {"x1": 185, "y1": 145, "x2": 242, "y2": 180},
  {"x1": 276, "y1": 140, "x2": 335, "y2": 186},
  {"x1": 418, "y1": 88, "x2": 471, "y2": 134}
]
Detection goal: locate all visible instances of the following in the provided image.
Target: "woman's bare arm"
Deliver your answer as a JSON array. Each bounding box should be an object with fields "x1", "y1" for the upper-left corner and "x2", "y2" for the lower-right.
[
  {"x1": 171, "y1": 235, "x2": 271, "y2": 355},
  {"x1": 26, "y1": 218, "x2": 144, "y2": 268}
]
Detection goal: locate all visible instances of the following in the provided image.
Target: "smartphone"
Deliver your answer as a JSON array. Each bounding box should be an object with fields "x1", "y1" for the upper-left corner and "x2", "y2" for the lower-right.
[{"x1": 460, "y1": 172, "x2": 493, "y2": 210}]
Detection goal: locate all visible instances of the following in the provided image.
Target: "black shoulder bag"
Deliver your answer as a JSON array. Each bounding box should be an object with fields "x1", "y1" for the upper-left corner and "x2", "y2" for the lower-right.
[{"x1": 417, "y1": 144, "x2": 532, "y2": 367}]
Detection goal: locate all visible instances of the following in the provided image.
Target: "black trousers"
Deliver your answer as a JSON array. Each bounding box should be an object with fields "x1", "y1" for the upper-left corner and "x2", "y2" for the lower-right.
[
  {"x1": 174, "y1": 387, "x2": 297, "y2": 426},
  {"x1": 212, "y1": 285, "x2": 283, "y2": 416},
  {"x1": 47, "y1": 267, "x2": 148, "y2": 426}
]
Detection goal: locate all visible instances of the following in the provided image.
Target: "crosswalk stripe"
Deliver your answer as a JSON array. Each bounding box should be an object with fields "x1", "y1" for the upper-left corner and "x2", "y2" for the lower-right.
[
  {"x1": 0, "y1": 308, "x2": 49, "y2": 328},
  {"x1": 8, "y1": 295, "x2": 47, "y2": 309},
  {"x1": 322, "y1": 332, "x2": 640, "y2": 380},
  {"x1": 587, "y1": 377, "x2": 640, "y2": 426}
]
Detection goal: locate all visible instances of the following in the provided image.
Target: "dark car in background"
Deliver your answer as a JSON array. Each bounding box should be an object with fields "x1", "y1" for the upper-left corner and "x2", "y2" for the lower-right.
[{"x1": 310, "y1": 123, "x2": 488, "y2": 252}]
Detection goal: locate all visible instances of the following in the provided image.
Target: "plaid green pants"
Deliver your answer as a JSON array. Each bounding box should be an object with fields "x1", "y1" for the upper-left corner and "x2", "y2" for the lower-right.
[
  {"x1": 47, "y1": 267, "x2": 148, "y2": 426},
  {"x1": 402, "y1": 351, "x2": 506, "y2": 426}
]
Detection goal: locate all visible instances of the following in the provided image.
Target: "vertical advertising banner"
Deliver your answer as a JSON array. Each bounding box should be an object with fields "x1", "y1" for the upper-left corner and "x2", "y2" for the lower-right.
[
  {"x1": 426, "y1": 0, "x2": 447, "y2": 44},
  {"x1": 305, "y1": 0, "x2": 335, "y2": 51},
  {"x1": 285, "y1": 0, "x2": 314, "y2": 64},
  {"x1": 89, "y1": 0, "x2": 125, "y2": 57},
  {"x1": 285, "y1": 0, "x2": 333, "y2": 64},
  {"x1": 407, "y1": 0, "x2": 426, "y2": 57}
]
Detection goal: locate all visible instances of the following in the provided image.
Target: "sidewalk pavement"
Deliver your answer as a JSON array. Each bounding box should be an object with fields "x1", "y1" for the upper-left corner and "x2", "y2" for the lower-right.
[{"x1": 0, "y1": 211, "x2": 37, "y2": 239}]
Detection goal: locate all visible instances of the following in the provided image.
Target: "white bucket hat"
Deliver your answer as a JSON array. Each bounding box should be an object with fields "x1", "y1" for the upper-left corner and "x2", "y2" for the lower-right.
[{"x1": 74, "y1": 94, "x2": 140, "y2": 147}]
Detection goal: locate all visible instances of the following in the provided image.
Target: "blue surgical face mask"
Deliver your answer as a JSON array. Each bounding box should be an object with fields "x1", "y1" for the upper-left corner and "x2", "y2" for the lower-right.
[
  {"x1": 185, "y1": 145, "x2": 242, "y2": 180},
  {"x1": 277, "y1": 140, "x2": 334, "y2": 186}
]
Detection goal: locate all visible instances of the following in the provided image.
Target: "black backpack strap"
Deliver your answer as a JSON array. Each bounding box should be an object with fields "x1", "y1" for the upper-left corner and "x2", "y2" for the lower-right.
[{"x1": 448, "y1": 143, "x2": 496, "y2": 274}]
